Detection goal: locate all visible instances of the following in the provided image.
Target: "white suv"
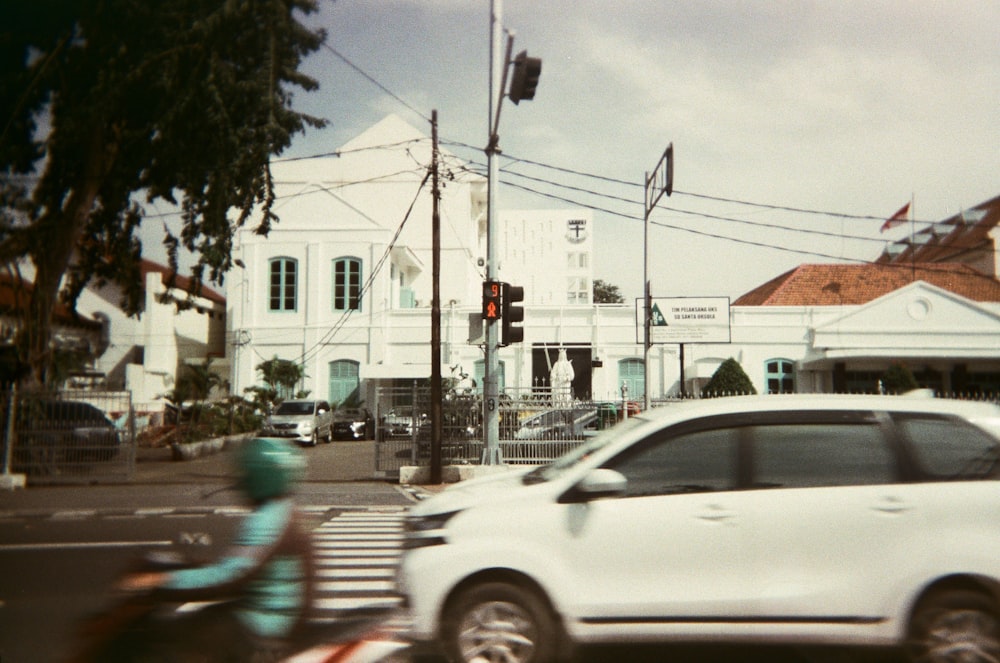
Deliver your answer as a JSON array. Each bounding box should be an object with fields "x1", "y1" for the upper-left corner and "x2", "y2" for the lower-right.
[{"x1": 398, "y1": 394, "x2": 1000, "y2": 663}]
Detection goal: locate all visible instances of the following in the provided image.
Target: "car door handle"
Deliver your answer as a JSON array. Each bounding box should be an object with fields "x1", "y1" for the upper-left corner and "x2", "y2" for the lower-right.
[
  {"x1": 872, "y1": 496, "x2": 912, "y2": 514},
  {"x1": 697, "y1": 504, "x2": 737, "y2": 523}
]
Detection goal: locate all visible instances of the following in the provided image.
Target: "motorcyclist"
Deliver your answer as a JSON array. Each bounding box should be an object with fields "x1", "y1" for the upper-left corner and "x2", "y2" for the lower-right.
[{"x1": 113, "y1": 436, "x2": 316, "y2": 662}]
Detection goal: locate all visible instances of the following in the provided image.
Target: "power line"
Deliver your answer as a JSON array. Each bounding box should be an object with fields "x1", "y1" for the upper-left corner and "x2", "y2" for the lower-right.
[
  {"x1": 293, "y1": 169, "x2": 432, "y2": 368},
  {"x1": 321, "y1": 41, "x2": 431, "y2": 125}
]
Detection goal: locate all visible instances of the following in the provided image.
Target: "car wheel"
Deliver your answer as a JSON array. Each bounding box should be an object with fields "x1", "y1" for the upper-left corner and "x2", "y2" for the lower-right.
[
  {"x1": 326, "y1": 425, "x2": 334, "y2": 443},
  {"x1": 907, "y1": 589, "x2": 1000, "y2": 663},
  {"x1": 310, "y1": 429, "x2": 319, "y2": 446},
  {"x1": 443, "y1": 581, "x2": 559, "y2": 663}
]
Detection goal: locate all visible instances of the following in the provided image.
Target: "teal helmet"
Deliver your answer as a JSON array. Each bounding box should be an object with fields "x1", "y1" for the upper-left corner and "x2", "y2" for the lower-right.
[{"x1": 237, "y1": 437, "x2": 305, "y2": 502}]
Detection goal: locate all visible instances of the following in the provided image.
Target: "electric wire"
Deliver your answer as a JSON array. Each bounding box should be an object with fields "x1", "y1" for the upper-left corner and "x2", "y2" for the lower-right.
[{"x1": 290, "y1": 169, "x2": 432, "y2": 369}]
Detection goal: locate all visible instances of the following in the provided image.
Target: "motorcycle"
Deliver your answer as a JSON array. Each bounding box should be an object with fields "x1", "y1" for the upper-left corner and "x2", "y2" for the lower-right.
[{"x1": 65, "y1": 550, "x2": 412, "y2": 663}]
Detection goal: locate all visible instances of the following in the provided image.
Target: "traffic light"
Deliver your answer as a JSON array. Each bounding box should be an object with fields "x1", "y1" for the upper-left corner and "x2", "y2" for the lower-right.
[
  {"x1": 482, "y1": 281, "x2": 502, "y2": 320},
  {"x1": 501, "y1": 283, "x2": 524, "y2": 345},
  {"x1": 508, "y1": 50, "x2": 542, "y2": 105}
]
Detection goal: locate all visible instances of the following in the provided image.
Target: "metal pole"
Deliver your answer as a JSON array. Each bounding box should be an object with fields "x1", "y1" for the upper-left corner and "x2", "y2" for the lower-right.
[
  {"x1": 430, "y1": 110, "x2": 443, "y2": 483},
  {"x1": 482, "y1": 0, "x2": 503, "y2": 465},
  {"x1": 643, "y1": 193, "x2": 651, "y2": 412}
]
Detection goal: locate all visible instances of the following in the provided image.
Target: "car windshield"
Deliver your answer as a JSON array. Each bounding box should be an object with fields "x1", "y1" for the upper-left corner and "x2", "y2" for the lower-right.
[
  {"x1": 336, "y1": 409, "x2": 364, "y2": 419},
  {"x1": 275, "y1": 402, "x2": 314, "y2": 415},
  {"x1": 522, "y1": 415, "x2": 648, "y2": 485}
]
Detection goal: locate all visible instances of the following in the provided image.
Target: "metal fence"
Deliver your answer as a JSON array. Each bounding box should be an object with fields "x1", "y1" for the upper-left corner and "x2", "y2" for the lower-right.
[
  {"x1": 1, "y1": 389, "x2": 136, "y2": 484},
  {"x1": 372, "y1": 387, "x2": 1000, "y2": 478},
  {"x1": 373, "y1": 384, "x2": 628, "y2": 477}
]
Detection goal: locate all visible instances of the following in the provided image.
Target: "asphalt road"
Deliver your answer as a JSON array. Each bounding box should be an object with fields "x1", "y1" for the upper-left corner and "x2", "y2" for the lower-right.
[
  {"x1": 0, "y1": 442, "x2": 900, "y2": 663},
  {"x1": 0, "y1": 439, "x2": 416, "y2": 662}
]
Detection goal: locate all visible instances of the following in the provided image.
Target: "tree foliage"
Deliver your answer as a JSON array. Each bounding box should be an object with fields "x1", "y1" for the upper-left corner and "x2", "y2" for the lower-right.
[
  {"x1": 593, "y1": 279, "x2": 625, "y2": 304},
  {"x1": 248, "y1": 355, "x2": 307, "y2": 412},
  {"x1": 0, "y1": 0, "x2": 326, "y2": 386},
  {"x1": 702, "y1": 357, "x2": 757, "y2": 397}
]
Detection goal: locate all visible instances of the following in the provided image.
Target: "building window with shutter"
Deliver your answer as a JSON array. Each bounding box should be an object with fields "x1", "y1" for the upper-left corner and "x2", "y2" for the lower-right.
[
  {"x1": 269, "y1": 257, "x2": 297, "y2": 312},
  {"x1": 333, "y1": 257, "x2": 362, "y2": 311},
  {"x1": 765, "y1": 358, "x2": 795, "y2": 394}
]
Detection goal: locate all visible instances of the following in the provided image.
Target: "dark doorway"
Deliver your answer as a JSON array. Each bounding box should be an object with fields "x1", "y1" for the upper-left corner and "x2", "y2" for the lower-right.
[{"x1": 531, "y1": 344, "x2": 592, "y2": 400}]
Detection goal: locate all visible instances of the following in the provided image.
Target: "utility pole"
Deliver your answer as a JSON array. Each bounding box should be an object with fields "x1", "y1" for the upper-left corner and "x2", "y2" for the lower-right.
[
  {"x1": 482, "y1": 0, "x2": 541, "y2": 464},
  {"x1": 482, "y1": 0, "x2": 505, "y2": 465},
  {"x1": 430, "y1": 110, "x2": 442, "y2": 483},
  {"x1": 643, "y1": 144, "x2": 673, "y2": 410}
]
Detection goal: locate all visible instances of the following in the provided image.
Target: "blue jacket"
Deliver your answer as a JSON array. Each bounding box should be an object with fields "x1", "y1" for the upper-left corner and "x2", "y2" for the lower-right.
[{"x1": 159, "y1": 497, "x2": 315, "y2": 639}]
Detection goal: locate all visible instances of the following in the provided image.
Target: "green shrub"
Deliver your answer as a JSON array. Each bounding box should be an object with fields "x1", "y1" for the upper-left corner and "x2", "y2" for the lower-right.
[{"x1": 702, "y1": 358, "x2": 757, "y2": 398}]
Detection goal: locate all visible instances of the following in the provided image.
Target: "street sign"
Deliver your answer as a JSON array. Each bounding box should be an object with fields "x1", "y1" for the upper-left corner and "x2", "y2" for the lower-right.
[
  {"x1": 645, "y1": 143, "x2": 673, "y2": 215},
  {"x1": 637, "y1": 296, "x2": 731, "y2": 344}
]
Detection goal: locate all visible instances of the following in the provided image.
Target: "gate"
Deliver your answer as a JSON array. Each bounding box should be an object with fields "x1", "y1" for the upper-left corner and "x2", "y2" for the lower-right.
[
  {"x1": 373, "y1": 384, "x2": 483, "y2": 478},
  {"x1": 1, "y1": 389, "x2": 136, "y2": 484},
  {"x1": 373, "y1": 384, "x2": 619, "y2": 478}
]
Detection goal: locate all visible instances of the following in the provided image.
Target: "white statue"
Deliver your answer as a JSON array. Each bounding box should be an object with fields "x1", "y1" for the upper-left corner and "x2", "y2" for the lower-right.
[{"x1": 550, "y1": 348, "x2": 575, "y2": 404}]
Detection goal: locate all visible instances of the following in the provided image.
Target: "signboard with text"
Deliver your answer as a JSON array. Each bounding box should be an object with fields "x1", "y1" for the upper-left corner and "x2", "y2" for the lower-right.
[{"x1": 636, "y1": 296, "x2": 731, "y2": 344}]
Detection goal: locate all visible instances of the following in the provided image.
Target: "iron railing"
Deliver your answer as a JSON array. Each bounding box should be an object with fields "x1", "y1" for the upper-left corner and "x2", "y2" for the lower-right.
[{"x1": 1, "y1": 389, "x2": 136, "y2": 484}]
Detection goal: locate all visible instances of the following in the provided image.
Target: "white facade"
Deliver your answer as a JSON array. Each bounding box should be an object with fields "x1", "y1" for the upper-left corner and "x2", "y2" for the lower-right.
[
  {"x1": 226, "y1": 116, "x2": 1000, "y2": 407},
  {"x1": 497, "y1": 210, "x2": 594, "y2": 305},
  {"x1": 81, "y1": 265, "x2": 227, "y2": 409},
  {"x1": 6, "y1": 260, "x2": 225, "y2": 409}
]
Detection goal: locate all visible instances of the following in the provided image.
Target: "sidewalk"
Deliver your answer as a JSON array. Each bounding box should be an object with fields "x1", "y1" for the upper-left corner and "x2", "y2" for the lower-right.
[{"x1": 0, "y1": 439, "x2": 433, "y2": 513}]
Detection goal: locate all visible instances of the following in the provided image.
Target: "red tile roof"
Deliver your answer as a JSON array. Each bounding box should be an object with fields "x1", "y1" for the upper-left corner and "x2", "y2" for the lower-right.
[
  {"x1": 0, "y1": 273, "x2": 102, "y2": 329},
  {"x1": 876, "y1": 194, "x2": 1000, "y2": 266},
  {"x1": 734, "y1": 263, "x2": 1000, "y2": 306}
]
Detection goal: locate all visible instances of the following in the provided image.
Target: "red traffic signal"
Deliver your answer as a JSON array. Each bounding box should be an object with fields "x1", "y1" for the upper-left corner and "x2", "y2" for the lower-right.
[{"x1": 482, "y1": 281, "x2": 502, "y2": 320}]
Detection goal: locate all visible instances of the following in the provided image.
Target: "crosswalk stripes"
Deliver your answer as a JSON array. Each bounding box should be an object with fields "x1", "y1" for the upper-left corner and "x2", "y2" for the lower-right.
[{"x1": 310, "y1": 508, "x2": 407, "y2": 618}]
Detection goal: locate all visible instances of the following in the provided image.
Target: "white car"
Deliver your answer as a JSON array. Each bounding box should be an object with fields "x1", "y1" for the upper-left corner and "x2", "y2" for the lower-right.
[
  {"x1": 263, "y1": 399, "x2": 333, "y2": 446},
  {"x1": 398, "y1": 394, "x2": 1000, "y2": 663}
]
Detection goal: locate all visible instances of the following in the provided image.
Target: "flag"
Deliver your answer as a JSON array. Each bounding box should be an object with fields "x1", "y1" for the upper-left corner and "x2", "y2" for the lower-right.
[{"x1": 880, "y1": 202, "x2": 910, "y2": 232}]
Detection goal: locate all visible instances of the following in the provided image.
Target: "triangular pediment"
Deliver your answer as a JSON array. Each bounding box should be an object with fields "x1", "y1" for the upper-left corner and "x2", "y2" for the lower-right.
[{"x1": 812, "y1": 281, "x2": 1000, "y2": 354}]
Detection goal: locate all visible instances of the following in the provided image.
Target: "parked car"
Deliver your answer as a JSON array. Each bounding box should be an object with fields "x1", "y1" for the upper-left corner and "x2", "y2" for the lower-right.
[
  {"x1": 379, "y1": 411, "x2": 417, "y2": 439},
  {"x1": 399, "y1": 394, "x2": 1000, "y2": 663},
  {"x1": 514, "y1": 407, "x2": 599, "y2": 440},
  {"x1": 14, "y1": 399, "x2": 122, "y2": 472},
  {"x1": 332, "y1": 407, "x2": 375, "y2": 441},
  {"x1": 262, "y1": 399, "x2": 333, "y2": 446}
]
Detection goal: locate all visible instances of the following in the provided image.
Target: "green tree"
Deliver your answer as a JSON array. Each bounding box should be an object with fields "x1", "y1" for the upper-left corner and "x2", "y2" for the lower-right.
[
  {"x1": 880, "y1": 362, "x2": 919, "y2": 394},
  {"x1": 593, "y1": 279, "x2": 625, "y2": 304},
  {"x1": 0, "y1": 1, "x2": 325, "y2": 386},
  {"x1": 251, "y1": 356, "x2": 306, "y2": 411},
  {"x1": 702, "y1": 357, "x2": 757, "y2": 397}
]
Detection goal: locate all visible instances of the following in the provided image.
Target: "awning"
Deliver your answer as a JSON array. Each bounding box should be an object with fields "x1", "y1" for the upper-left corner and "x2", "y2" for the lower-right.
[{"x1": 799, "y1": 347, "x2": 1000, "y2": 369}]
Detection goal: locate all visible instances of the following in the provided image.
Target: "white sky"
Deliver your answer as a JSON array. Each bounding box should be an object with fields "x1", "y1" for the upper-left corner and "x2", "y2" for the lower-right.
[{"x1": 175, "y1": 0, "x2": 1000, "y2": 303}]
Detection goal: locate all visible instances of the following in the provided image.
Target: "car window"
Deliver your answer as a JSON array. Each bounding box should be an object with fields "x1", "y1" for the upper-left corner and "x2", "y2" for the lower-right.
[
  {"x1": 895, "y1": 415, "x2": 1000, "y2": 480},
  {"x1": 751, "y1": 423, "x2": 893, "y2": 488},
  {"x1": 275, "y1": 402, "x2": 313, "y2": 415},
  {"x1": 607, "y1": 427, "x2": 739, "y2": 497}
]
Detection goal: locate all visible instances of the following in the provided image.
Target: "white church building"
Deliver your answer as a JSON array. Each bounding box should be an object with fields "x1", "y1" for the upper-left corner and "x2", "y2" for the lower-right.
[{"x1": 225, "y1": 116, "x2": 1000, "y2": 408}]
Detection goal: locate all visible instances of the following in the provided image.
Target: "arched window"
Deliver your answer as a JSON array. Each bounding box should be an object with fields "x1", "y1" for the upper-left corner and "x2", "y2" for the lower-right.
[
  {"x1": 329, "y1": 360, "x2": 360, "y2": 406},
  {"x1": 618, "y1": 358, "x2": 645, "y2": 400},
  {"x1": 268, "y1": 257, "x2": 297, "y2": 312},
  {"x1": 765, "y1": 358, "x2": 795, "y2": 394},
  {"x1": 333, "y1": 257, "x2": 362, "y2": 311}
]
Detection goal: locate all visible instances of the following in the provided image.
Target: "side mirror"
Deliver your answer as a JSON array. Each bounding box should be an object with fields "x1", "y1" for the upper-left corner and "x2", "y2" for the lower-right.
[{"x1": 561, "y1": 468, "x2": 626, "y2": 503}]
